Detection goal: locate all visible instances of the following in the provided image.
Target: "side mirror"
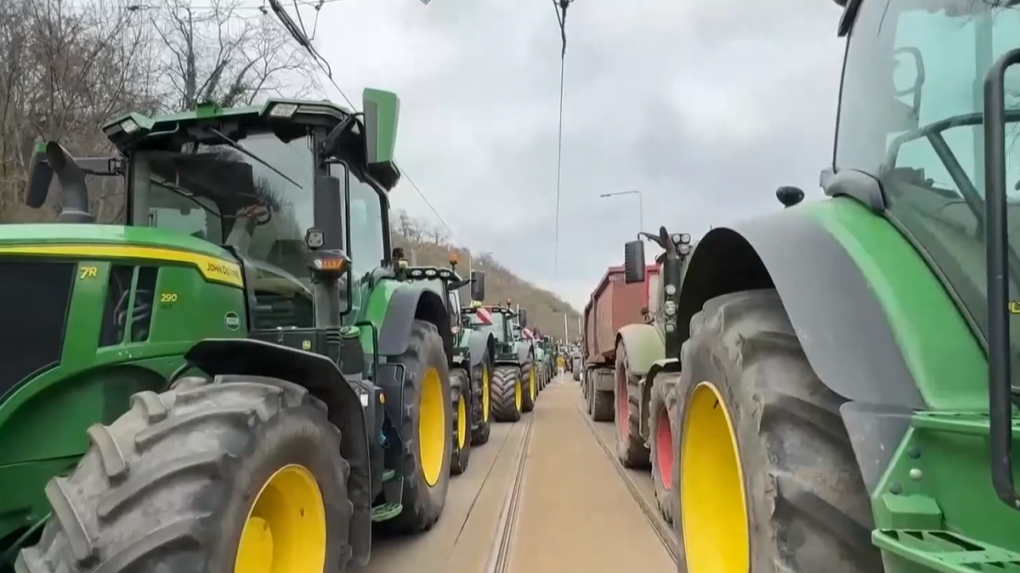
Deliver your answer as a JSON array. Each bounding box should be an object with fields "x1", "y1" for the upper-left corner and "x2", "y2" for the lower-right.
[
  {"x1": 313, "y1": 174, "x2": 345, "y2": 250},
  {"x1": 624, "y1": 240, "x2": 646, "y2": 284},
  {"x1": 26, "y1": 143, "x2": 54, "y2": 208},
  {"x1": 518, "y1": 308, "x2": 528, "y2": 328},
  {"x1": 362, "y1": 88, "x2": 399, "y2": 167},
  {"x1": 470, "y1": 270, "x2": 486, "y2": 301}
]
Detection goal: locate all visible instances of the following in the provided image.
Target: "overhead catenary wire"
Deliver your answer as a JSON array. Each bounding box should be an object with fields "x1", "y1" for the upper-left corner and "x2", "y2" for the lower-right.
[
  {"x1": 265, "y1": 0, "x2": 456, "y2": 239},
  {"x1": 552, "y1": 0, "x2": 574, "y2": 277}
]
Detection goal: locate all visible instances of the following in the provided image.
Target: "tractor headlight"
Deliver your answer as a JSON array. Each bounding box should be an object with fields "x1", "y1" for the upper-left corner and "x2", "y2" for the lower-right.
[
  {"x1": 120, "y1": 118, "x2": 140, "y2": 134},
  {"x1": 671, "y1": 233, "x2": 681, "y2": 244},
  {"x1": 410, "y1": 269, "x2": 424, "y2": 278},
  {"x1": 269, "y1": 103, "x2": 298, "y2": 118},
  {"x1": 680, "y1": 233, "x2": 691, "y2": 244},
  {"x1": 304, "y1": 228, "x2": 324, "y2": 249},
  {"x1": 665, "y1": 284, "x2": 676, "y2": 296},
  {"x1": 425, "y1": 269, "x2": 437, "y2": 277},
  {"x1": 679, "y1": 244, "x2": 691, "y2": 255},
  {"x1": 439, "y1": 269, "x2": 452, "y2": 279},
  {"x1": 664, "y1": 301, "x2": 676, "y2": 316}
]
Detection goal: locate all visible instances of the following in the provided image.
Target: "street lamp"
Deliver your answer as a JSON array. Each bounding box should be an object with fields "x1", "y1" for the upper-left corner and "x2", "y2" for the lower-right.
[{"x1": 599, "y1": 189, "x2": 644, "y2": 231}]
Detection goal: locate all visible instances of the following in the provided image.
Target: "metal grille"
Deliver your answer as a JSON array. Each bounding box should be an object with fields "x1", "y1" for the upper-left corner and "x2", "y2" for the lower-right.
[{"x1": 0, "y1": 261, "x2": 75, "y2": 400}]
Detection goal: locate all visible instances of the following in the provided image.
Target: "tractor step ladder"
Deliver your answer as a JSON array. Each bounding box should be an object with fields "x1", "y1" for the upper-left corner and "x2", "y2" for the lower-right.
[{"x1": 371, "y1": 503, "x2": 403, "y2": 522}]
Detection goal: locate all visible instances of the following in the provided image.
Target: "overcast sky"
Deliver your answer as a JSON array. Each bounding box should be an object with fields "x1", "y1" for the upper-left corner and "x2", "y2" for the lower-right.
[{"x1": 304, "y1": 0, "x2": 847, "y2": 311}]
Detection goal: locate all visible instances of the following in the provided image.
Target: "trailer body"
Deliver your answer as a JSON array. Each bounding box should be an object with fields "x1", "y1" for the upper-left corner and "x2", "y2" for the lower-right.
[{"x1": 583, "y1": 264, "x2": 659, "y2": 366}]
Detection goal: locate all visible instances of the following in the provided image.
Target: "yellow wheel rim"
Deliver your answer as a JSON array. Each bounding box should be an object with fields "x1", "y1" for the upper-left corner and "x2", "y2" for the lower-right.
[
  {"x1": 457, "y1": 394, "x2": 467, "y2": 449},
  {"x1": 419, "y1": 367, "x2": 447, "y2": 487},
  {"x1": 482, "y1": 366, "x2": 491, "y2": 422},
  {"x1": 233, "y1": 464, "x2": 326, "y2": 573},
  {"x1": 529, "y1": 368, "x2": 537, "y2": 401},
  {"x1": 680, "y1": 382, "x2": 749, "y2": 573},
  {"x1": 514, "y1": 378, "x2": 523, "y2": 412}
]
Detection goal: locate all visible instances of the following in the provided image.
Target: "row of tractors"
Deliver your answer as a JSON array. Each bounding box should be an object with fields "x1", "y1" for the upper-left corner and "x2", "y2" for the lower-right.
[
  {"x1": 0, "y1": 90, "x2": 551, "y2": 573},
  {"x1": 575, "y1": 0, "x2": 1020, "y2": 569}
]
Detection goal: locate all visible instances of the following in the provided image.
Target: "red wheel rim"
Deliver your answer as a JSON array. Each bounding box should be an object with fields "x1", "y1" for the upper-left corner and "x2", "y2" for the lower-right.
[
  {"x1": 656, "y1": 407, "x2": 673, "y2": 488},
  {"x1": 616, "y1": 368, "x2": 628, "y2": 440}
]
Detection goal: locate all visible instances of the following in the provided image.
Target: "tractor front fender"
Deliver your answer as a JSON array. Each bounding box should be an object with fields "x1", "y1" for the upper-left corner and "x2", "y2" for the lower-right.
[
  {"x1": 516, "y1": 342, "x2": 534, "y2": 366},
  {"x1": 184, "y1": 338, "x2": 374, "y2": 565},
  {"x1": 615, "y1": 323, "x2": 665, "y2": 378},
  {"x1": 466, "y1": 331, "x2": 495, "y2": 370},
  {"x1": 677, "y1": 201, "x2": 927, "y2": 411},
  {"x1": 377, "y1": 284, "x2": 452, "y2": 358}
]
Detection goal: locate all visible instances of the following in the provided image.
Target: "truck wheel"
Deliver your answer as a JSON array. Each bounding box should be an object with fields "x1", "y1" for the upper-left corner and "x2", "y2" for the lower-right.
[
  {"x1": 491, "y1": 366, "x2": 523, "y2": 423},
  {"x1": 521, "y1": 364, "x2": 537, "y2": 413},
  {"x1": 614, "y1": 343, "x2": 650, "y2": 468},
  {"x1": 674, "y1": 289, "x2": 878, "y2": 573},
  {"x1": 450, "y1": 368, "x2": 472, "y2": 476},
  {"x1": 589, "y1": 370, "x2": 614, "y2": 422},
  {"x1": 17, "y1": 377, "x2": 353, "y2": 573},
  {"x1": 470, "y1": 359, "x2": 493, "y2": 446},
  {"x1": 381, "y1": 320, "x2": 453, "y2": 534},
  {"x1": 648, "y1": 373, "x2": 679, "y2": 524}
]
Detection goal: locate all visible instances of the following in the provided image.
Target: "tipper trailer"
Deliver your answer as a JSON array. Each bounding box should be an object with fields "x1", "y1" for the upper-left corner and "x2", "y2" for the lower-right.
[{"x1": 581, "y1": 264, "x2": 660, "y2": 422}]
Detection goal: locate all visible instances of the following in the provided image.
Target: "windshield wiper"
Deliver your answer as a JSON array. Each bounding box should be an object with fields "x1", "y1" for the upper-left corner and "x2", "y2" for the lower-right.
[
  {"x1": 150, "y1": 178, "x2": 221, "y2": 218},
  {"x1": 206, "y1": 127, "x2": 304, "y2": 189}
]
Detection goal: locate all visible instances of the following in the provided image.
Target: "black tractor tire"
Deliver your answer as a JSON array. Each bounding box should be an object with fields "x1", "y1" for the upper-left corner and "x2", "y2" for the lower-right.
[
  {"x1": 491, "y1": 365, "x2": 523, "y2": 423},
  {"x1": 17, "y1": 376, "x2": 353, "y2": 573},
  {"x1": 589, "y1": 369, "x2": 614, "y2": 422},
  {"x1": 471, "y1": 358, "x2": 493, "y2": 446},
  {"x1": 450, "y1": 368, "x2": 472, "y2": 476},
  {"x1": 521, "y1": 363, "x2": 537, "y2": 413},
  {"x1": 673, "y1": 289, "x2": 879, "y2": 573},
  {"x1": 648, "y1": 373, "x2": 679, "y2": 524},
  {"x1": 379, "y1": 320, "x2": 453, "y2": 535},
  {"x1": 614, "y1": 343, "x2": 650, "y2": 468}
]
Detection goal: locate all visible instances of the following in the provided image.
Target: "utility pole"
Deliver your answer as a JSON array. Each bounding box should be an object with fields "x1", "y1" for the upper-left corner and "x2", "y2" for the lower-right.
[{"x1": 563, "y1": 313, "x2": 569, "y2": 342}]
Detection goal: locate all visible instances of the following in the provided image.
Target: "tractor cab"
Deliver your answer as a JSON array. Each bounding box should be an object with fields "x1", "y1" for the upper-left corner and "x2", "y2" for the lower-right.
[
  {"x1": 398, "y1": 255, "x2": 485, "y2": 344},
  {"x1": 833, "y1": 0, "x2": 1020, "y2": 511}
]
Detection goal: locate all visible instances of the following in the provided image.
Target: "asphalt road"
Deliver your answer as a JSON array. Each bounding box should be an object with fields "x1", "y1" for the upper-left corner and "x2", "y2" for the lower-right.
[{"x1": 355, "y1": 375, "x2": 675, "y2": 573}]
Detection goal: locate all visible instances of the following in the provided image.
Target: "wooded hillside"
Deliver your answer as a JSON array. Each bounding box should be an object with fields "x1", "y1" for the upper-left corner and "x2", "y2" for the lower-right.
[{"x1": 392, "y1": 210, "x2": 581, "y2": 339}]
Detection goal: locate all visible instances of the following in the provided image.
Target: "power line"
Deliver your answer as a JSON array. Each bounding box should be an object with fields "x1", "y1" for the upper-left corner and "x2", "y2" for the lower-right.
[
  {"x1": 127, "y1": 0, "x2": 347, "y2": 13},
  {"x1": 552, "y1": 0, "x2": 574, "y2": 277},
  {"x1": 265, "y1": 0, "x2": 456, "y2": 239}
]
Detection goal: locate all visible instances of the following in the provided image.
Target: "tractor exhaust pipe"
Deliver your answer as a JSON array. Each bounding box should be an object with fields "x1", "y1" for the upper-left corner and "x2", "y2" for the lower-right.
[{"x1": 26, "y1": 141, "x2": 94, "y2": 223}]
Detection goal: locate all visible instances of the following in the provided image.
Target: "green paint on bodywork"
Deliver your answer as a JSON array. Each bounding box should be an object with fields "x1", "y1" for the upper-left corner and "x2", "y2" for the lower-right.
[
  {"x1": 0, "y1": 249, "x2": 245, "y2": 546},
  {"x1": 616, "y1": 323, "x2": 665, "y2": 377},
  {"x1": 870, "y1": 413, "x2": 1020, "y2": 573},
  {"x1": 803, "y1": 198, "x2": 987, "y2": 411},
  {"x1": 0, "y1": 224, "x2": 236, "y2": 259}
]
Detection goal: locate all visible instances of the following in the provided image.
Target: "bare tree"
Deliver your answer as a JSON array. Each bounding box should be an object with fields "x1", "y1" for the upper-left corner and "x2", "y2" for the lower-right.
[
  {"x1": 0, "y1": 0, "x2": 156, "y2": 222},
  {"x1": 148, "y1": 0, "x2": 320, "y2": 111}
]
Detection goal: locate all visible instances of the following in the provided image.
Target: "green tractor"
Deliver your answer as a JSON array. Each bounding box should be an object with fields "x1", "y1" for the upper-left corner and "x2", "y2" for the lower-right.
[
  {"x1": 620, "y1": 1, "x2": 1020, "y2": 572},
  {"x1": 608, "y1": 227, "x2": 694, "y2": 524},
  {"x1": 1, "y1": 92, "x2": 459, "y2": 573},
  {"x1": 462, "y1": 303, "x2": 536, "y2": 422},
  {"x1": 534, "y1": 334, "x2": 555, "y2": 391},
  {"x1": 396, "y1": 258, "x2": 492, "y2": 476}
]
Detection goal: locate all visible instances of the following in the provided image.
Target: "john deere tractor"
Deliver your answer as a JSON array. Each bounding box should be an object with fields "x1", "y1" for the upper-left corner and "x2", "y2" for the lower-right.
[
  {"x1": 397, "y1": 258, "x2": 492, "y2": 475},
  {"x1": 462, "y1": 303, "x2": 536, "y2": 422},
  {"x1": 618, "y1": 1, "x2": 1020, "y2": 572},
  {"x1": 0, "y1": 91, "x2": 459, "y2": 573}
]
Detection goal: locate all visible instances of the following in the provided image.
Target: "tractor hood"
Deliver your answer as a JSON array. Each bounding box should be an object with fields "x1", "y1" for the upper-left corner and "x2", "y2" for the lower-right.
[{"x1": 0, "y1": 224, "x2": 243, "y2": 288}]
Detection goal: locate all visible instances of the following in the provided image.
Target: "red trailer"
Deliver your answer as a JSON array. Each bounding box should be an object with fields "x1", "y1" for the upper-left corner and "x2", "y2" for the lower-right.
[
  {"x1": 581, "y1": 264, "x2": 660, "y2": 421},
  {"x1": 583, "y1": 264, "x2": 660, "y2": 366}
]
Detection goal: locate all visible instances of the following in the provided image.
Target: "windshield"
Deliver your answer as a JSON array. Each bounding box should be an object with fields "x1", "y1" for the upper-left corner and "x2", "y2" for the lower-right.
[
  {"x1": 129, "y1": 130, "x2": 315, "y2": 328},
  {"x1": 470, "y1": 311, "x2": 506, "y2": 342},
  {"x1": 836, "y1": 0, "x2": 1020, "y2": 360}
]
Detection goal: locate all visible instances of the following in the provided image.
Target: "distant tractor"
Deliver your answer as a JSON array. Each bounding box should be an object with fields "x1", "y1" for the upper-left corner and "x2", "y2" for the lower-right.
[
  {"x1": 396, "y1": 256, "x2": 490, "y2": 476},
  {"x1": 639, "y1": 1, "x2": 1020, "y2": 571},
  {"x1": 462, "y1": 303, "x2": 536, "y2": 422},
  {"x1": 1, "y1": 92, "x2": 458, "y2": 573}
]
